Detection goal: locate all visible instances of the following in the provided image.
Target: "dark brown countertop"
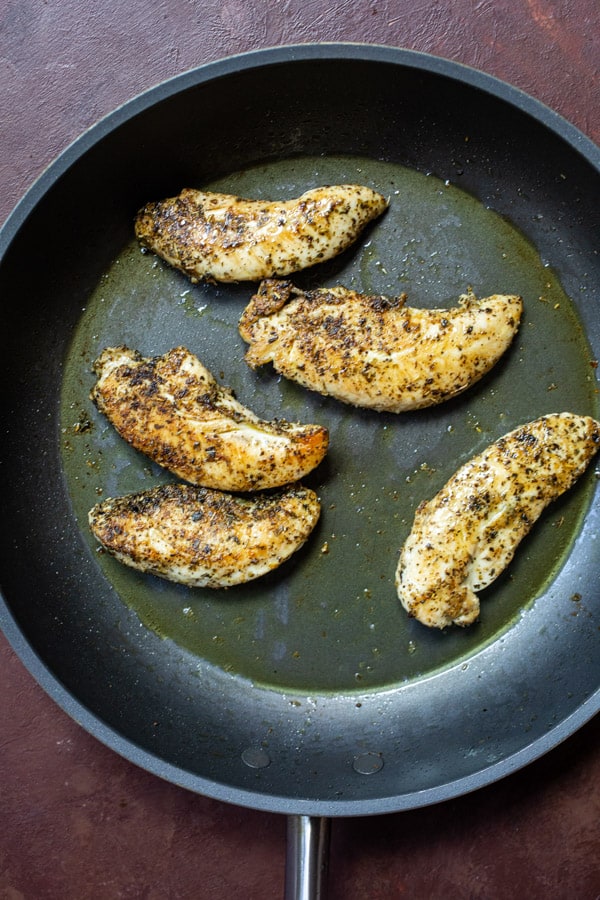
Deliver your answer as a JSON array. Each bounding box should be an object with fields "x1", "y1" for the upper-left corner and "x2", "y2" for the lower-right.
[{"x1": 1, "y1": 2, "x2": 600, "y2": 897}]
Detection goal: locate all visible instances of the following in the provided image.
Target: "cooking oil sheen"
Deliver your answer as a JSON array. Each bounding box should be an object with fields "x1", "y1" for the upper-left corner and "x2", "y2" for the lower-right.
[{"x1": 60, "y1": 155, "x2": 598, "y2": 693}]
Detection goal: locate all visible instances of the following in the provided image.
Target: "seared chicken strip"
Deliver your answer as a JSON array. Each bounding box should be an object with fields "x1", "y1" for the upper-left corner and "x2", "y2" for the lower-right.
[
  {"x1": 91, "y1": 346, "x2": 328, "y2": 491},
  {"x1": 396, "y1": 413, "x2": 600, "y2": 629},
  {"x1": 240, "y1": 280, "x2": 523, "y2": 412},
  {"x1": 89, "y1": 482, "x2": 320, "y2": 588},
  {"x1": 134, "y1": 185, "x2": 388, "y2": 283}
]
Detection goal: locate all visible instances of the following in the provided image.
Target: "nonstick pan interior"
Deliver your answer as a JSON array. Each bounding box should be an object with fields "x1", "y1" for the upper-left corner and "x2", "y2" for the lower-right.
[{"x1": 1, "y1": 46, "x2": 599, "y2": 817}]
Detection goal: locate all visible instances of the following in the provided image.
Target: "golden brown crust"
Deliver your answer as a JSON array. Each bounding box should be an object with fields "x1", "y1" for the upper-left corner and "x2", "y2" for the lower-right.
[
  {"x1": 396, "y1": 413, "x2": 600, "y2": 628},
  {"x1": 239, "y1": 280, "x2": 523, "y2": 412},
  {"x1": 89, "y1": 482, "x2": 321, "y2": 587},
  {"x1": 134, "y1": 185, "x2": 388, "y2": 282},
  {"x1": 91, "y1": 346, "x2": 328, "y2": 491}
]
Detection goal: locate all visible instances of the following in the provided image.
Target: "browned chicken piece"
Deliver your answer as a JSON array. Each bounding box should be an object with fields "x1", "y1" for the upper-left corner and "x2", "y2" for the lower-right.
[
  {"x1": 91, "y1": 346, "x2": 328, "y2": 491},
  {"x1": 89, "y1": 482, "x2": 321, "y2": 588},
  {"x1": 239, "y1": 279, "x2": 523, "y2": 412},
  {"x1": 134, "y1": 185, "x2": 388, "y2": 283},
  {"x1": 396, "y1": 413, "x2": 600, "y2": 629}
]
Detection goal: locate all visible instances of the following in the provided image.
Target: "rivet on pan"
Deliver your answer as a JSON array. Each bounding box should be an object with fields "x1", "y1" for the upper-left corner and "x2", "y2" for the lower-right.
[
  {"x1": 241, "y1": 747, "x2": 271, "y2": 769},
  {"x1": 352, "y1": 752, "x2": 384, "y2": 775}
]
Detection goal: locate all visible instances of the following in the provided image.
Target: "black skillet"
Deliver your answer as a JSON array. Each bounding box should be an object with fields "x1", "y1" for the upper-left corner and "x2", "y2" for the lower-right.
[{"x1": 1, "y1": 45, "x2": 599, "y2": 898}]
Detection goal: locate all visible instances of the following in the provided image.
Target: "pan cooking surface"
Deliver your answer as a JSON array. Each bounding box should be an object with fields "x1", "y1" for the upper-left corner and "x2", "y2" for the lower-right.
[{"x1": 60, "y1": 154, "x2": 598, "y2": 693}]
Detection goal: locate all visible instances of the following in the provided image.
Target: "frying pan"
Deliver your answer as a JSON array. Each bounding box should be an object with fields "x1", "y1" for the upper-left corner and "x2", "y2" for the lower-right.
[{"x1": 1, "y1": 44, "x2": 599, "y2": 898}]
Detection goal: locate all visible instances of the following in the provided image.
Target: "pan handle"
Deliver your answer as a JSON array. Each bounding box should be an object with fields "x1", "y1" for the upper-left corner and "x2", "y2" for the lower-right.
[{"x1": 285, "y1": 815, "x2": 331, "y2": 900}]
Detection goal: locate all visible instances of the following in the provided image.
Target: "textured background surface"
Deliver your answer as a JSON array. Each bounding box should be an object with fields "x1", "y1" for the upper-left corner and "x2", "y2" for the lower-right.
[{"x1": 1, "y1": 1, "x2": 600, "y2": 897}]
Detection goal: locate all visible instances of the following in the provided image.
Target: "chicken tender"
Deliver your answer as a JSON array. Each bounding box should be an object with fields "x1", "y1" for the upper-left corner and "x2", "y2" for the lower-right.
[
  {"x1": 91, "y1": 346, "x2": 328, "y2": 491},
  {"x1": 396, "y1": 413, "x2": 600, "y2": 628},
  {"x1": 239, "y1": 279, "x2": 523, "y2": 412},
  {"x1": 134, "y1": 185, "x2": 388, "y2": 283},
  {"x1": 89, "y1": 482, "x2": 320, "y2": 588}
]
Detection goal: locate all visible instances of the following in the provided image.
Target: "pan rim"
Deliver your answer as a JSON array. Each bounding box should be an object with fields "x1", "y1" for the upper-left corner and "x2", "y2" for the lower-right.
[
  {"x1": 1, "y1": 42, "x2": 599, "y2": 817},
  {"x1": 2, "y1": 42, "x2": 599, "y2": 246},
  {"x1": 2, "y1": 595, "x2": 599, "y2": 817}
]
